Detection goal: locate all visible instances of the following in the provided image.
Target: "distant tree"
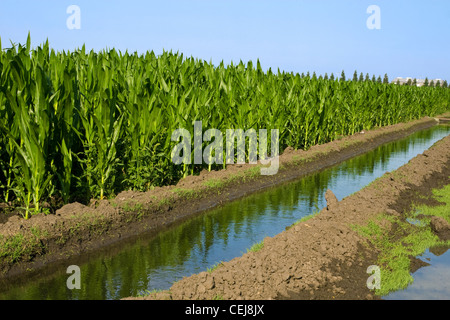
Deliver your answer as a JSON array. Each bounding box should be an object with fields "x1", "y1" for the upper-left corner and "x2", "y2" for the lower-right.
[
  {"x1": 406, "y1": 79, "x2": 412, "y2": 86},
  {"x1": 312, "y1": 71, "x2": 317, "y2": 80},
  {"x1": 372, "y1": 75, "x2": 376, "y2": 82},
  {"x1": 365, "y1": 73, "x2": 370, "y2": 82},
  {"x1": 340, "y1": 70, "x2": 346, "y2": 81},
  {"x1": 318, "y1": 74, "x2": 323, "y2": 80},
  {"x1": 430, "y1": 80, "x2": 435, "y2": 87},
  {"x1": 359, "y1": 72, "x2": 364, "y2": 82},
  {"x1": 443, "y1": 80, "x2": 448, "y2": 88},
  {"x1": 306, "y1": 71, "x2": 310, "y2": 79},
  {"x1": 376, "y1": 76, "x2": 382, "y2": 83},
  {"x1": 412, "y1": 78, "x2": 417, "y2": 86},
  {"x1": 424, "y1": 78, "x2": 429, "y2": 87},
  {"x1": 396, "y1": 80, "x2": 401, "y2": 85},
  {"x1": 383, "y1": 74, "x2": 389, "y2": 84},
  {"x1": 436, "y1": 80, "x2": 441, "y2": 87},
  {"x1": 353, "y1": 70, "x2": 358, "y2": 82},
  {"x1": 330, "y1": 73, "x2": 335, "y2": 81},
  {"x1": 324, "y1": 73, "x2": 329, "y2": 80},
  {"x1": 301, "y1": 72, "x2": 305, "y2": 78}
]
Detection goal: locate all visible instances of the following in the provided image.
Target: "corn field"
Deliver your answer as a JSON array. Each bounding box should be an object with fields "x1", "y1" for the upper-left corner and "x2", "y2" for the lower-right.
[{"x1": 1, "y1": 36, "x2": 450, "y2": 218}]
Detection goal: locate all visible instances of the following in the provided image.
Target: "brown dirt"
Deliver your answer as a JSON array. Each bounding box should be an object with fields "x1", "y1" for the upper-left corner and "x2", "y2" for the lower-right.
[
  {"x1": 0, "y1": 116, "x2": 445, "y2": 286},
  {"x1": 125, "y1": 128, "x2": 450, "y2": 300}
]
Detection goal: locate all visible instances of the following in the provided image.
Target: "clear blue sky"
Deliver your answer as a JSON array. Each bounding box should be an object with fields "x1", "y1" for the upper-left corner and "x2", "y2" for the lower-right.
[{"x1": 1, "y1": 0, "x2": 449, "y2": 81}]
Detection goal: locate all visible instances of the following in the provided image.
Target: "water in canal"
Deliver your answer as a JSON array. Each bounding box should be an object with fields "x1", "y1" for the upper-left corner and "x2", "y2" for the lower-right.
[
  {"x1": 384, "y1": 247, "x2": 450, "y2": 300},
  {"x1": 1, "y1": 125, "x2": 449, "y2": 300}
]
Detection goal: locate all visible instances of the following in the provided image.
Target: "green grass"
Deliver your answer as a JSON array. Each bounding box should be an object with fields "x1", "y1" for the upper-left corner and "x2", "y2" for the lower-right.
[
  {"x1": 135, "y1": 288, "x2": 166, "y2": 298},
  {"x1": 243, "y1": 166, "x2": 262, "y2": 180},
  {"x1": 414, "y1": 182, "x2": 450, "y2": 222},
  {"x1": 0, "y1": 226, "x2": 48, "y2": 264},
  {"x1": 207, "y1": 261, "x2": 223, "y2": 273},
  {"x1": 293, "y1": 210, "x2": 320, "y2": 225},
  {"x1": 171, "y1": 187, "x2": 198, "y2": 199},
  {"x1": 288, "y1": 208, "x2": 321, "y2": 229},
  {"x1": 203, "y1": 178, "x2": 224, "y2": 188},
  {"x1": 352, "y1": 183, "x2": 450, "y2": 296},
  {"x1": 120, "y1": 200, "x2": 144, "y2": 212},
  {"x1": 246, "y1": 239, "x2": 264, "y2": 253}
]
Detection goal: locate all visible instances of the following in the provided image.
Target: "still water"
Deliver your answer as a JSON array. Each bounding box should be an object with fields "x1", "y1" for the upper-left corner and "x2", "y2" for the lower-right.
[
  {"x1": 1, "y1": 125, "x2": 449, "y2": 300},
  {"x1": 384, "y1": 247, "x2": 450, "y2": 300}
]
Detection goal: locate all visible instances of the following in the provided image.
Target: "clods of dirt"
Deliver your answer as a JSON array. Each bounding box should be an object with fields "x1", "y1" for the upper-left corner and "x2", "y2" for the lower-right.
[
  {"x1": 430, "y1": 216, "x2": 450, "y2": 241},
  {"x1": 127, "y1": 132, "x2": 450, "y2": 300}
]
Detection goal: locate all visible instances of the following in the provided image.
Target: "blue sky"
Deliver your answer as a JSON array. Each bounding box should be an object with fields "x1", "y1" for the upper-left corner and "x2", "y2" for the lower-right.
[{"x1": 1, "y1": 0, "x2": 449, "y2": 81}]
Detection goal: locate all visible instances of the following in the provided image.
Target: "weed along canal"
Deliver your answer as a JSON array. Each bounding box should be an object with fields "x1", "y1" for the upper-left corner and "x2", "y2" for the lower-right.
[{"x1": 1, "y1": 125, "x2": 450, "y2": 300}]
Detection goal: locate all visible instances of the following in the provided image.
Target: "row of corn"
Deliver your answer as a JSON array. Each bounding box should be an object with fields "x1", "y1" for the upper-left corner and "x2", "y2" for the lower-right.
[{"x1": 1, "y1": 36, "x2": 449, "y2": 218}]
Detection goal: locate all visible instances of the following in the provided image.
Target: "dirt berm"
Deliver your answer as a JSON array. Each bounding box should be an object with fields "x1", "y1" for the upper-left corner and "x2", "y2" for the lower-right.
[
  {"x1": 126, "y1": 127, "x2": 450, "y2": 300},
  {"x1": 0, "y1": 116, "x2": 447, "y2": 287}
]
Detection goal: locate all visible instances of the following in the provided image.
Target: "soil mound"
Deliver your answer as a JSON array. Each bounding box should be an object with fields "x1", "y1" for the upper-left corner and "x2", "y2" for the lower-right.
[{"x1": 127, "y1": 134, "x2": 450, "y2": 300}]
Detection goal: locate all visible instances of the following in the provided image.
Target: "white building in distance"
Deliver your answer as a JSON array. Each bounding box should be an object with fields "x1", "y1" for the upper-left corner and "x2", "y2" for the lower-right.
[{"x1": 391, "y1": 77, "x2": 445, "y2": 87}]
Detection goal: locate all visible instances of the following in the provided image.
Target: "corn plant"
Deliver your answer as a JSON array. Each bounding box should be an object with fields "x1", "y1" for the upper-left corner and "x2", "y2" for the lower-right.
[
  {"x1": 0, "y1": 36, "x2": 449, "y2": 215},
  {"x1": 0, "y1": 40, "x2": 53, "y2": 218}
]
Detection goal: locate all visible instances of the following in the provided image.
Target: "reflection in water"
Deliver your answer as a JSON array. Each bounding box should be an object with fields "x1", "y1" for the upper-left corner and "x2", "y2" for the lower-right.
[
  {"x1": 384, "y1": 247, "x2": 450, "y2": 300},
  {"x1": 1, "y1": 126, "x2": 449, "y2": 300}
]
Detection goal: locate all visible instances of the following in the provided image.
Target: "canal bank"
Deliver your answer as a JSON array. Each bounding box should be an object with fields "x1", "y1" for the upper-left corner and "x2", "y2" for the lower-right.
[
  {"x1": 126, "y1": 130, "x2": 450, "y2": 300},
  {"x1": 0, "y1": 116, "x2": 449, "y2": 299}
]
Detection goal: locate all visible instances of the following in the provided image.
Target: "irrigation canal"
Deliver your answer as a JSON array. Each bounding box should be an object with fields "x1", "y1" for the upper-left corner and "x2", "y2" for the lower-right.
[{"x1": 1, "y1": 125, "x2": 450, "y2": 300}]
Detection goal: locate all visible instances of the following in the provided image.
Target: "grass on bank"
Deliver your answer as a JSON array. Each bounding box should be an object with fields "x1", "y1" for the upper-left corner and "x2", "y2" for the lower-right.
[
  {"x1": 135, "y1": 288, "x2": 166, "y2": 298},
  {"x1": 246, "y1": 239, "x2": 264, "y2": 253},
  {"x1": 0, "y1": 226, "x2": 48, "y2": 265},
  {"x1": 207, "y1": 261, "x2": 224, "y2": 273},
  {"x1": 352, "y1": 183, "x2": 450, "y2": 296},
  {"x1": 292, "y1": 209, "x2": 320, "y2": 226}
]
